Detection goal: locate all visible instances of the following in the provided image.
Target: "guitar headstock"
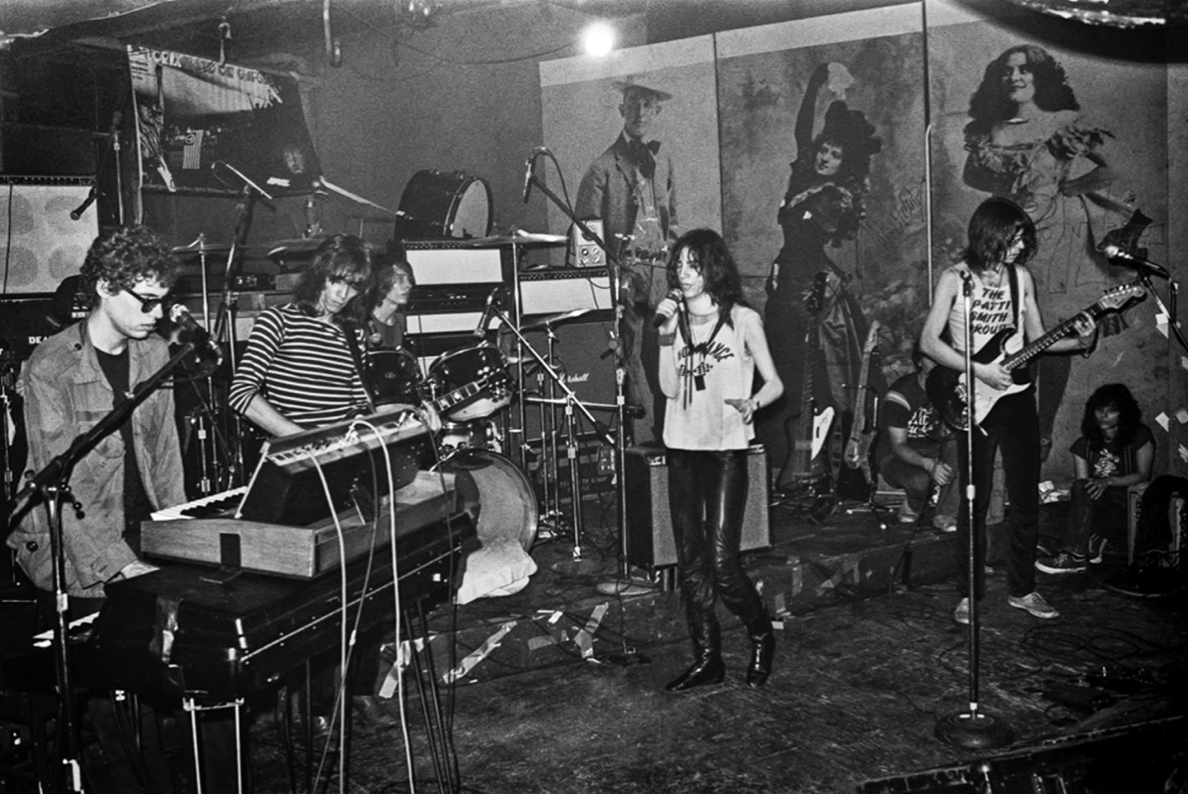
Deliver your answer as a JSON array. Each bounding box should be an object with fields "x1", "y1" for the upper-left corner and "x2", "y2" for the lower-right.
[{"x1": 1098, "y1": 282, "x2": 1145, "y2": 312}]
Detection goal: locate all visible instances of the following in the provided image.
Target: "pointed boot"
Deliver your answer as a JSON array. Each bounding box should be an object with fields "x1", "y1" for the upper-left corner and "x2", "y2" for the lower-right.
[
  {"x1": 665, "y1": 617, "x2": 724, "y2": 692},
  {"x1": 744, "y1": 613, "x2": 775, "y2": 689}
]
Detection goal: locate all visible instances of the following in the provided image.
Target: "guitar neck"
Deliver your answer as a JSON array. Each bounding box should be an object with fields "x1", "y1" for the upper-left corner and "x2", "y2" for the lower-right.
[{"x1": 1001, "y1": 302, "x2": 1106, "y2": 371}]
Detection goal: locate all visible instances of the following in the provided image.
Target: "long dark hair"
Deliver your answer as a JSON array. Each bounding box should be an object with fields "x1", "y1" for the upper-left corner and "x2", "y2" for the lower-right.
[
  {"x1": 965, "y1": 197, "x2": 1036, "y2": 274},
  {"x1": 666, "y1": 228, "x2": 744, "y2": 323},
  {"x1": 1081, "y1": 383, "x2": 1142, "y2": 452},
  {"x1": 293, "y1": 234, "x2": 374, "y2": 324},
  {"x1": 966, "y1": 44, "x2": 1080, "y2": 134}
]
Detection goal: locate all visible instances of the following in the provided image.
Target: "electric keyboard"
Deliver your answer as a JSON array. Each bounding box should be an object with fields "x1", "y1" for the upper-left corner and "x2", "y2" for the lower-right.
[{"x1": 151, "y1": 486, "x2": 248, "y2": 521}]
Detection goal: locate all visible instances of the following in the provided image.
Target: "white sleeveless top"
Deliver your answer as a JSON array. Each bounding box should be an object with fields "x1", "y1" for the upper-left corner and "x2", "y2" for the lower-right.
[
  {"x1": 662, "y1": 304, "x2": 759, "y2": 451},
  {"x1": 944, "y1": 263, "x2": 1026, "y2": 355}
]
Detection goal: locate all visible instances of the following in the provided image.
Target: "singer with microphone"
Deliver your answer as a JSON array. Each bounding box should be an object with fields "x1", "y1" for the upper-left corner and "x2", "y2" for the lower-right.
[
  {"x1": 656, "y1": 229, "x2": 783, "y2": 693},
  {"x1": 5, "y1": 225, "x2": 233, "y2": 791}
]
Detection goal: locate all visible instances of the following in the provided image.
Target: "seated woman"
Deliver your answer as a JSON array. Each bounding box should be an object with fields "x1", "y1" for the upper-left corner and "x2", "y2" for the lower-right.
[{"x1": 1037, "y1": 383, "x2": 1153, "y2": 574}]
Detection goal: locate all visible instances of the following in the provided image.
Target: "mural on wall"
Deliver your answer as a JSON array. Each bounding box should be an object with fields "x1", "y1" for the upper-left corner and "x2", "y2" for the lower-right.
[
  {"x1": 928, "y1": 0, "x2": 1170, "y2": 476},
  {"x1": 715, "y1": 6, "x2": 928, "y2": 494},
  {"x1": 539, "y1": 38, "x2": 721, "y2": 443}
]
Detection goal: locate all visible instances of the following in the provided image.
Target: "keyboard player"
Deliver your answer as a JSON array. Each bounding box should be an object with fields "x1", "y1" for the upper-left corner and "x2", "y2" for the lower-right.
[
  {"x1": 228, "y1": 234, "x2": 415, "y2": 738},
  {"x1": 6, "y1": 225, "x2": 238, "y2": 793}
]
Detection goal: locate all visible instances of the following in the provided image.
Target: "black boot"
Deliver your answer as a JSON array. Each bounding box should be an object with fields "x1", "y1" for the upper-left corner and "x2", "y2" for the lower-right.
[
  {"x1": 744, "y1": 612, "x2": 775, "y2": 689},
  {"x1": 665, "y1": 617, "x2": 724, "y2": 692}
]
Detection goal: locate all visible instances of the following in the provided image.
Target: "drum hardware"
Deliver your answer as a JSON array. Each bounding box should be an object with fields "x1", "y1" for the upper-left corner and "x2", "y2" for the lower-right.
[{"x1": 484, "y1": 302, "x2": 613, "y2": 562}]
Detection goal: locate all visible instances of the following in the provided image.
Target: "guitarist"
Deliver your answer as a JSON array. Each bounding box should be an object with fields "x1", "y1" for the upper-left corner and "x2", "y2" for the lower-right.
[{"x1": 920, "y1": 197, "x2": 1097, "y2": 626}]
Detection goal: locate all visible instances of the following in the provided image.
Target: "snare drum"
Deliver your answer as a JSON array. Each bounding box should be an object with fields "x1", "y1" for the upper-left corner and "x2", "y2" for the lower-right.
[
  {"x1": 438, "y1": 420, "x2": 496, "y2": 454},
  {"x1": 429, "y1": 345, "x2": 513, "y2": 421},
  {"x1": 438, "y1": 450, "x2": 537, "y2": 550},
  {"x1": 393, "y1": 169, "x2": 492, "y2": 240},
  {"x1": 368, "y1": 348, "x2": 426, "y2": 408}
]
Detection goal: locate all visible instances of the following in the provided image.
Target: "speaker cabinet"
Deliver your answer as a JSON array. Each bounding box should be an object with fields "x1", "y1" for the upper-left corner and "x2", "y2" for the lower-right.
[{"x1": 625, "y1": 444, "x2": 770, "y2": 570}]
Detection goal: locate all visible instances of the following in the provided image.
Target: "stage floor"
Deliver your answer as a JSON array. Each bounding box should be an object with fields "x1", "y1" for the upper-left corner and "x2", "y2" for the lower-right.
[{"x1": 248, "y1": 492, "x2": 1187, "y2": 794}]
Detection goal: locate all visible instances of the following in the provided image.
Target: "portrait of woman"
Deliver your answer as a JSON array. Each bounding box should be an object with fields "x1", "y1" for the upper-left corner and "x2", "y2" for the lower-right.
[{"x1": 764, "y1": 61, "x2": 882, "y2": 494}]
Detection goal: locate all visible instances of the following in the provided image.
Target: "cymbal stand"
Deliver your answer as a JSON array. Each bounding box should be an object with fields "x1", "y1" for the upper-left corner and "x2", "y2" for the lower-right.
[
  {"x1": 489, "y1": 304, "x2": 611, "y2": 561},
  {"x1": 537, "y1": 325, "x2": 568, "y2": 539},
  {"x1": 523, "y1": 153, "x2": 631, "y2": 574}
]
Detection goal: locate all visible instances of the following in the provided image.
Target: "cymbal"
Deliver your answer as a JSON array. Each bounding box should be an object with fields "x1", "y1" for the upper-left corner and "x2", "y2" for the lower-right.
[
  {"x1": 172, "y1": 243, "x2": 237, "y2": 256},
  {"x1": 463, "y1": 231, "x2": 567, "y2": 247},
  {"x1": 519, "y1": 308, "x2": 591, "y2": 332},
  {"x1": 268, "y1": 237, "x2": 327, "y2": 263}
]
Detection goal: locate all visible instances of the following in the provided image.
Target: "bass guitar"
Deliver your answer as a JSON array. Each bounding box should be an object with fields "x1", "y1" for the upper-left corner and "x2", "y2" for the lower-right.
[{"x1": 926, "y1": 282, "x2": 1144, "y2": 431}]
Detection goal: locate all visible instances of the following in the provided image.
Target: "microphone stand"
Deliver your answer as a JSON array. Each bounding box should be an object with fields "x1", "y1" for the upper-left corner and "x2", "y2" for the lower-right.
[
  {"x1": 488, "y1": 304, "x2": 611, "y2": 560},
  {"x1": 4, "y1": 337, "x2": 213, "y2": 793},
  {"x1": 935, "y1": 271, "x2": 1013, "y2": 749},
  {"x1": 523, "y1": 165, "x2": 637, "y2": 579}
]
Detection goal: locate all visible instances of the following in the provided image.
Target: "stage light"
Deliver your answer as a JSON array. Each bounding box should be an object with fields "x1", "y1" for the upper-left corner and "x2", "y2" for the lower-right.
[{"x1": 581, "y1": 22, "x2": 616, "y2": 57}]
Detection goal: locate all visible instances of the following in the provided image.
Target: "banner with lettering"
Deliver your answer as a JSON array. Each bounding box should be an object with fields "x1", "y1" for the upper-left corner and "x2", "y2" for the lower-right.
[{"x1": 127, "y1": 47, "x2": 320, "y2": 196}]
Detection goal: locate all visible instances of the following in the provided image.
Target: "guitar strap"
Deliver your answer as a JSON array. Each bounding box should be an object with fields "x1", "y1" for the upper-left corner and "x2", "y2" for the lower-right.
[
  {"x1": 1007, "y1": 264, "x2": 1021, "y2": 330},
  {"x1": 338, "y1": 319, "x2": 377, "y2": 413}
]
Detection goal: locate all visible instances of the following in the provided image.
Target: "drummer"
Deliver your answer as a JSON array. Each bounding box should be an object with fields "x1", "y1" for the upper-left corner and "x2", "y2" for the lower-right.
[{"x1": 367, "y1": 254, "x2": 415, "y2": 350}]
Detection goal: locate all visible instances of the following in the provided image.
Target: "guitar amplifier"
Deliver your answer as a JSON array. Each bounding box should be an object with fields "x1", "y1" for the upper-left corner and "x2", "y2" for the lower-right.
[
  {"x1": 625, "y1": 444, "x2": 770, "y2": 569},
  {"x1": 518, "y1": 268, "x2": 612, "y2": 315}
]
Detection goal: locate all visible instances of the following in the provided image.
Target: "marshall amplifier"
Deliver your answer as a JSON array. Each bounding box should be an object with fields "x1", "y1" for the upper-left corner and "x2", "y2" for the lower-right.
[{"x1": 518, "y1": 267, "x2": 612, "y2": 315}]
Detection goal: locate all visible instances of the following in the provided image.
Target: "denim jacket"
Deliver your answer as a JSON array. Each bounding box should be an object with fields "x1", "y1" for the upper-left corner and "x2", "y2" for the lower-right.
[{"x1": 7, "y1": 321, "x2": 186, "y2": 597}]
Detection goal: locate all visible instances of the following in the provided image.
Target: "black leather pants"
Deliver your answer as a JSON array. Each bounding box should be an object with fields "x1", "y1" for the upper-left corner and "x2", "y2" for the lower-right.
[{"x1": 667, "y1": 449, "x2": 765, "y2": 630}]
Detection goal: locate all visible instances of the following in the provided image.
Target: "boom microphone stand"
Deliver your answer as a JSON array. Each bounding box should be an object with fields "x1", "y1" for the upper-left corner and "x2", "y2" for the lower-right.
[
  {"x1": 935, "y1": 270, "x2": 1013, "y2": 749},
  {"x1": 522, "y1": 149, "x2": 636, "y2": 577}
]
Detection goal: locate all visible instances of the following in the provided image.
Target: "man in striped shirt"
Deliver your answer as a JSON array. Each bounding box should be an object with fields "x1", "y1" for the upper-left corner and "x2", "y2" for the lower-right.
[{"x1": 229, "y1": 234, "x2": 375, "y2": 435}]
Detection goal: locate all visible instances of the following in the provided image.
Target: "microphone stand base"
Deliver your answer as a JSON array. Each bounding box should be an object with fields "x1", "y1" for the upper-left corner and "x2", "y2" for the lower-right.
[{"x1": 934, "y1": 710, "x2": 1015, "y2": 750}]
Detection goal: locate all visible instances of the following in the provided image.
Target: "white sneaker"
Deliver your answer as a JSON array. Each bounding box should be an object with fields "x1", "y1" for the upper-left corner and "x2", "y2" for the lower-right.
[
  {"x1": 953, "y1": 598, "x2": 970, "y2": 625},
  {"x1": 1008, "y1": 592, "x2": 1059, "y2": 619},
  {"x1": 897, "y1": 501, "x2": 919, "y2": 524}
]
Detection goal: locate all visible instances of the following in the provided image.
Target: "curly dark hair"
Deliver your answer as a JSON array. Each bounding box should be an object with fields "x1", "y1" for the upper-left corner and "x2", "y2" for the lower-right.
[
  {"x1": 293, "y1": 234, "x2": 375, "y2": 324},
  {"x1": 666, "y1": 228, "x2": 745, "y2": 326},
  {"x1": 1081, "y1": 382, "x2": 1142, "y2": 452},
  {"x1": 965, "y1": 196, "x2": 1037, "y2": 273},
  {"x1": 815, "y1": 100, "x2": 882, "y2": 185},
  {"x1": 965, "y1": 45, "x2": 1080, "y2": 135},
  {"x1": 79, "y1": 225, "x2": 180, "y2": 309}
]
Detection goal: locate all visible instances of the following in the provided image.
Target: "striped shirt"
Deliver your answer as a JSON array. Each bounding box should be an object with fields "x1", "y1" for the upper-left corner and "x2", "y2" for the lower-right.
[{"x1": 229, "y1": 303, "x2": 369, "y2": 429}]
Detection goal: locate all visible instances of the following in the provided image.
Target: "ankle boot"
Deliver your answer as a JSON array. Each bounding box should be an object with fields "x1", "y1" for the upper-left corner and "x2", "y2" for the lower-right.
[
  {"x1": 666, "y1": 617, "x2": 724, "y2": 692},
  {"x1": 744, "y1": 612, "x2": 775, "y2": 689}
]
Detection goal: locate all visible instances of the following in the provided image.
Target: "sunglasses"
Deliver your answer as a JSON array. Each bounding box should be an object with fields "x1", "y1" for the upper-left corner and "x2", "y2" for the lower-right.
[{"x1": 123, "y1": 288, "x2": 171, "y2": 313}]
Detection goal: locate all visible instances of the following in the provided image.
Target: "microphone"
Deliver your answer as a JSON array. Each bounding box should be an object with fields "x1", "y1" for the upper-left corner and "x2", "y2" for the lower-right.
[
  {"x1": 70, "y1": 188, "x2": 98, "y2": 221},
  {"x1": 473, "y1": 287, "x2": 501, "y2": 337},
  {"x1": 1100, "y1": 244, "x2": 1170, "y2": 279},
  {"x1": 522, "y1": 150, "x2": 539, "y2": 204},
  {"x1": 169, "y1": 304, "x2": 223, "y2": 363},
  {"x1": 652, "y1": 288, "x2": 684, "y2": 328},
  {"x1": 213, "y1": 161, "x2": 274, "y2": 200}
]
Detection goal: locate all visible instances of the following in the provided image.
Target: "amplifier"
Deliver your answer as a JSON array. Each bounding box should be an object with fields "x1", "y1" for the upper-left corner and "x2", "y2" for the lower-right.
[
  {"x1": 405, "y1": 242, "x2": 506, "y2": 285},
  {"x1": 625, "y1": 444, "x2": 770, "y2": 570},
  {"x1": 518, "y1": 268, "x2": 612, "y2": 315}
]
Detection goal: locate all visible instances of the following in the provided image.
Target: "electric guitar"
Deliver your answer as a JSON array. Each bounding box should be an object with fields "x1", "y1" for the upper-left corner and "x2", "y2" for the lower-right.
[
  {"x1": 926, "y1": 283, "x2": 1144, "y2": 431},
  {"x1": 843, "y1": 320, "x2": 881, "y2": 480}
]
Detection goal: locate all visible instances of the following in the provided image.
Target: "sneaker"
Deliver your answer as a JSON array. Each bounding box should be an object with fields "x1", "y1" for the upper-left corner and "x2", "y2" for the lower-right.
[
  {"x1": 1035, "y1": 551, "x2": 1086, "y2": 574},
  {"x1": 1008, "y1": 592, "x2": 1060, "y2": 619},
  {"x1": 933, "y1": 516, "x2": 957, "y2": 533},
  {"x1": 953, "y1": 597, "x2": 970, "y2": 625},
  {"x1": 897, "y1": 501, "x2": 919, "y2": 524}
]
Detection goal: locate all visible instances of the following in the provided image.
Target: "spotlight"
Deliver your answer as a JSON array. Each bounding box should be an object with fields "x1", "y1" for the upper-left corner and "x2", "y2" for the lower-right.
[{"x1": 581, "y1": 22, "x2": 616, "y2": 57}]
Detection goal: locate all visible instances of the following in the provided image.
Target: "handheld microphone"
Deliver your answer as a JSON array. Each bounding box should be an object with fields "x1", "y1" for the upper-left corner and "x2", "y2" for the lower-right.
[
  {"x1": 1099, "y1": 244, "x2": 1169, "y2": 279},
  {"x1": 652, "y1": 288, "x2": 684, "y2": 328},
  {"x1": 213, "y1": 161, "x2": 274, "y2": 201},
  {"x1": 473, "y1": 287, "x2": 501, "y2": 337},
  {"x1": 70, "y1": 188, "x2": 98, "y2": 221},
  {"x1": 169, "y1": 304, "x2": 223, "y2": 363}
]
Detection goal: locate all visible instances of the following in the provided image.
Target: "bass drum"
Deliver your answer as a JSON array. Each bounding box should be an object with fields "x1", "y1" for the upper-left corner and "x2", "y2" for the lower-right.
[
  {"x1": 439, "y1": 450, "x2": 537, "y2": 551},
  {"x1": 393, "y1": 169, "x2": 492, "y2": 240},
  {"x1": 368, "y1": 348, "x2": 426, "y2": 408}
]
